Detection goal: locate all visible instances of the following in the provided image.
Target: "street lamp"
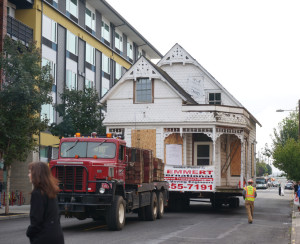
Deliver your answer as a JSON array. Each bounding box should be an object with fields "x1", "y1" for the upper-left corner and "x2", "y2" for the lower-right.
[{"x1": 276, "y1": 99, "x2": 300, "y2": 139}]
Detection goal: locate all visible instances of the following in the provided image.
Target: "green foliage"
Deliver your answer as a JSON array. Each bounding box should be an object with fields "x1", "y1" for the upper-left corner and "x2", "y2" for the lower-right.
[
  {"x1": 273, "y1": 138, "x2": 300, "y2": 181},
  {"x1": 256, "y1": 161, "x2": 270, "y2": 176},
  {"x1": 0, "y1": 37, "x2": 53, "y2": 166},
  {"x1": 272, "y1": 111, "x2": 298, "y2": 147},
  {"x1": 50, "y1": 88, "x2": 105, "y2": 137},
  {"x1": 271, "y1": 107, "x2": 300, "y2": 180}
]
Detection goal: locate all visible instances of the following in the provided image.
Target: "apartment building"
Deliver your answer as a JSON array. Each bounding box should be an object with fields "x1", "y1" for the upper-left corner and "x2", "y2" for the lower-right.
[{"x1": 0, "y1": 0, "x2": 162, "y2": 202}]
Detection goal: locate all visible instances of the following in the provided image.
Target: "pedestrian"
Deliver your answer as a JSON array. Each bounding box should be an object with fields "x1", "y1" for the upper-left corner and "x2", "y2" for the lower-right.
[
  {"x1": 243, "y1": 179, "x2": 257, "y2": 224},
  {"x1": 294, "y1": 181, "x2": 300, "y2": 194},
  {"x1": 278, "y1": 181, "x2": 281, "y2": 196},
  {"x1": 281, "y1": 181, "x2": 285, "y2": 196},
  {"x1": 26, "y1": 162, "x2": 64, "y2": 244}
]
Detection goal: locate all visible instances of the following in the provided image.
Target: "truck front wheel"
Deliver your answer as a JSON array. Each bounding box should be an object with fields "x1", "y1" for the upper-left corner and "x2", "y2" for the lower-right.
[
  {"x1": 145, "y1": 192, "x2": 158, "y2": 221},
  {"x1": 106, "y1": 195, "x2": 126, "y2": 231}
]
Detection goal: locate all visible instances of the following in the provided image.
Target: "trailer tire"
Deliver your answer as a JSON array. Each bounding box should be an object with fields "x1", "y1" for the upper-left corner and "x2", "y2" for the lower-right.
[
  {"x1": 106, "y1": 196, "x2": 126, "y2": 231},
  {"x1": 145, "y1": 192, "x2": 158, "y2": 221},
  {"x1": 156, "y1": 192, "x2": 164, "y2": 219}
]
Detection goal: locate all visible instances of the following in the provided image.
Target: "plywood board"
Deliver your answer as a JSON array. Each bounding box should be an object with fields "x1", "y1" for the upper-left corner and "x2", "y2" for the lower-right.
[
  {"x1": 230, "y1": 138, "x2": 241, "y2": 176},
  {"x1": 131, "y1": 129, "x2": 156, "y2": 157}
]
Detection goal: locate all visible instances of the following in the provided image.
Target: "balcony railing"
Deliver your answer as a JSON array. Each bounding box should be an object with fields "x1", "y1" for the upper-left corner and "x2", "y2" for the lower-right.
[{"x1": 7, "y1": 16, "x2": 33, "y2": 45}]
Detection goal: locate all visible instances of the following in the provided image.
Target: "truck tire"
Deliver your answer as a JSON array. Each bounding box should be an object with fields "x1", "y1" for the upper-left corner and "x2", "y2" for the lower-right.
[
  {"x1": 156, "y1": 191, "x2": 164, "y2": 219},
  {"x1": 106, "y1": 195, "x2": 126, "y2": 231},
  {"x1": 145, "y1": 192, "x2": 158, "y2": 221}
]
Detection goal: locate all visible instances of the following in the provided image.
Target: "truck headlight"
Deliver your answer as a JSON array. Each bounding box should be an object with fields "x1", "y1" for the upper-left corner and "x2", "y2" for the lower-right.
[{"x1": 99, "y1": 188, "x2": 105, "y2": 194}]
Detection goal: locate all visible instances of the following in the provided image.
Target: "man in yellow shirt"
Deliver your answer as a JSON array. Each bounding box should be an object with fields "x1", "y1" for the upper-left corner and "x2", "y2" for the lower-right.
[{"x1": 243, "y1": 179, "x2": 257, "y2": 224}]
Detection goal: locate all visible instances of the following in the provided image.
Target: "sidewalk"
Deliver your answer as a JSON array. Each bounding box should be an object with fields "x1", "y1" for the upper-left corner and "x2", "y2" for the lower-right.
[
  {"x1": 0, "y1": 204, "x2": 30, "y2": 220},
  {"x1": 291, "y1": 196, "x2": 300, "y2": 244}
]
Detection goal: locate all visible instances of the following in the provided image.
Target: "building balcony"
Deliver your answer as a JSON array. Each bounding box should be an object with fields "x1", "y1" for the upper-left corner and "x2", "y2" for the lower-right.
[{"x1": 7, "y1": 15, "x2": 33, "y2": 45}]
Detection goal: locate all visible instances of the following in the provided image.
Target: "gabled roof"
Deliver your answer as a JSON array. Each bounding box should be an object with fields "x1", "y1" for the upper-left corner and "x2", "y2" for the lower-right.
[
  {"x1": 157, "y1": 43, "x2": 243, "y2": 107},
  {"x1": 100, "y1": 56, "x2": 197, "y2": 105},
  {"x1": 157, "y1": 43, "x2": 261, "y2": 127}
]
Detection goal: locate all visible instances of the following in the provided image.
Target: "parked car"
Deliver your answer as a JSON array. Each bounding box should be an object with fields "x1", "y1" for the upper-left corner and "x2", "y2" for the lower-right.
[
  {"x1": 285, "y1": 182, "x2": 293, "y2": 190},
  {"x1": 272, "y1": 181, "x2": 279, "y2": 187}
]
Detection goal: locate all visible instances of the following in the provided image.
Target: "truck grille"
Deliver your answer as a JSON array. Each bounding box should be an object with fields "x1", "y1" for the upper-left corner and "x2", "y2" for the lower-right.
[{"x1": 52, "y1": 166, "x2": 87, "y2": 192}]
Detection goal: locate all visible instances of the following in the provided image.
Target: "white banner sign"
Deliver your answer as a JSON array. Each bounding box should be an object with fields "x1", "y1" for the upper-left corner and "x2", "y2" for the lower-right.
[{"x1": 164, "y1": 165, "x2": 215, "y2": 192}]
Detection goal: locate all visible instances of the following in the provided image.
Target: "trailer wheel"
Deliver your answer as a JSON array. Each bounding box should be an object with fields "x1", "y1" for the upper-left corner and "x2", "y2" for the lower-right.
[
  {"x1": 157, "y1": 192, "x2": 164, "y2": 219},
  {"x1": 106, "y1": 195, "x2": 126, "y2": 231},
  {"x1": 145, "y1": 192, "x2": 158, "y2": 221}
]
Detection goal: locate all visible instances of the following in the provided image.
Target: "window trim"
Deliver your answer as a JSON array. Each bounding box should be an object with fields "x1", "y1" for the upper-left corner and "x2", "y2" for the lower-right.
[
  {"x1": 193, "y1": 142, "x2": 213, "y2": 166},
  {"x1": 208, "y1": 92, "x2": 221, "y2": 105},
  {"x1": 133, "y1": 78, "x2": 154, "y2": 104}
]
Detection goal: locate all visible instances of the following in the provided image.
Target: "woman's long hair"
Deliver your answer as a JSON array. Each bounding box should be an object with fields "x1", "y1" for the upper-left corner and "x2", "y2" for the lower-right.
[{"x1": 29, "y1": 162, "x2": 59, "y2": 199}]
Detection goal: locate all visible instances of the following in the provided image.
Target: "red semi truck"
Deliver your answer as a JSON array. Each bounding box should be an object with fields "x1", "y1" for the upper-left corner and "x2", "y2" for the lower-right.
[{"x1": 49, "y1": 133, "x2": 168, "y2": 230}]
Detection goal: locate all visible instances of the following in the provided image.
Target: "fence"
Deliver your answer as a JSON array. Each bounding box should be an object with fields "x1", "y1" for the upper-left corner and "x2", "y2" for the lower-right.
[{"x1": 0, "y1": 191, "x2": 25, "y2": 206}]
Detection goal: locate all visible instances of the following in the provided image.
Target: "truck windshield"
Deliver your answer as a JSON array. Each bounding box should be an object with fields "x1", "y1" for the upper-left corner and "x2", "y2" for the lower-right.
[
  {"x1": 256, "y1": 179, "x2": 266, "y2": 184},
  {"x1": 60, "y1": 142, "x2": 116, "y2": 159}
]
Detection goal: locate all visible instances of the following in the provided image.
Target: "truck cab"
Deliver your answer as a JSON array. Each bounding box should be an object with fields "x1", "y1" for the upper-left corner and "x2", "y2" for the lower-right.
[{"x1": 49, "y1": 133, "x2": 127, "y2": 221}]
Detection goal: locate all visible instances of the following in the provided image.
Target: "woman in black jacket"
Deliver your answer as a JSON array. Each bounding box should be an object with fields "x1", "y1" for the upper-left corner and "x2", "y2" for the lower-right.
[{"x1": 26, "y1": 162, "x2": 64, "y2": 244}]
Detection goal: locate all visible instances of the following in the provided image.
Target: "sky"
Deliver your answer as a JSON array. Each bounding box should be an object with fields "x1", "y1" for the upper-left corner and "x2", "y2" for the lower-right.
[{"x1": 107, "y1": 0, "x2": 300, "y2": 169}]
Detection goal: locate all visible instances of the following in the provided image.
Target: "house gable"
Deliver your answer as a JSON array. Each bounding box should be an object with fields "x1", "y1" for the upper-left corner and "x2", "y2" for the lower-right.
[
  {"x1": 100, "y1": 56, "x2": 197, "y2": 105},
  {"x1": 158, "y1": 44, "x2": 243, "y2": 107}
]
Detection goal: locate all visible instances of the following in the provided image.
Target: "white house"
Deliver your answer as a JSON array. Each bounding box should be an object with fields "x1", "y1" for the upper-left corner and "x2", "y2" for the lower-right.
[{"x1": 100, "y1": 43, "x2": 261, "y2": 189}]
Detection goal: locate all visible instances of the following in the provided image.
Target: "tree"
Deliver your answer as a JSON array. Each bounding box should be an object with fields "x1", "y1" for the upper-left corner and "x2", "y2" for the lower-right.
[
  {"x1": 0, "y1": 37, "x2": 53, "y2": 214},
  {"x1": 273, "y1": 138, "x2": 300, "y2": 180},
  {"x1": 256, "y1": 161, "x2": 268, "y2": 176},
  {"x1": 272, "y1": 110, "x2": 298, "y2": 147},
  {"x1": 50, "y1": 88, "x2": 105, "y2": 137},
  {"x1": 266, "y1": 164, "x2": 272, "y2": 175},
  {"x1": 271, "y1": 108, "x2": 300, "y2": 180}
]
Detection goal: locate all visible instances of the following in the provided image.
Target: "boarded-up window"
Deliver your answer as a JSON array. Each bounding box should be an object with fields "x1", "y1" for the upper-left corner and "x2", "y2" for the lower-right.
[
  {"x1": 131, "y1": 129, "x2": 156, "y2": 157},
  {"x1": 230, "y1": 139, "x2": 241, "y2": 176},
  {"x1": 164, "y1": 133, "x2": 183, "y2": 164}
]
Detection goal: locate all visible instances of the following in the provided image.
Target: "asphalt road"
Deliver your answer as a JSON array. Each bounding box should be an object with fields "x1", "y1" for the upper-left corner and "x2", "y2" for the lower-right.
[{"x1": 0, "y1": 188, "x2": 293, "y2": 244}]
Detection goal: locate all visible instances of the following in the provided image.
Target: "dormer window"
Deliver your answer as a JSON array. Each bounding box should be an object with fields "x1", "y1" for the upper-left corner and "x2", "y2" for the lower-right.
[
  {"x1": 134, "y1": 78, "x2": 153, "y2": 103},
  {"x1": 209, "y1": 93, "x2": 221, "y2": 105}
]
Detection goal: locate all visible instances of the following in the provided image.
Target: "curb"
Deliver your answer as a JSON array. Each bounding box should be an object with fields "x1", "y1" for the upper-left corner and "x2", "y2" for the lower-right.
[
  {"x1": 0, "y1": 213, "x2": 29, "y2": 221},
  {"x1": 291, "y1": 210, "x2": 296, "y2": 244}
]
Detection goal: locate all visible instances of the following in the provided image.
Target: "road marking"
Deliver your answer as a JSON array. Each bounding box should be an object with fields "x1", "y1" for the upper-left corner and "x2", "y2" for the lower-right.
[{"x1": 84, "y1": 225, "x2": 106, "y2": 231}]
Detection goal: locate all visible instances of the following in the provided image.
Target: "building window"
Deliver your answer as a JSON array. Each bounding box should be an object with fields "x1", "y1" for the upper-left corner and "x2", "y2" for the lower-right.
[
  {"x1": 66, "y1": 70, "x2": 77, "y2": 90},
  {"x1": 101, "y1": 20, "x2": 110, "y2": 43},
  {"x1": 115, "y1": 31, "x2": 123, "y2": 53},
  {"x1": 115, "y1": 63, "x2": 122, "y2": 83},
  {"x1": 194, "y1": 142, "x2": 212, "y2": 166},
  {"x1": 67, "y1": 30, "x2": 78, "y2": 55},
  {"x1": 86, "y1": 43, "x2": 95, "y2": 65},
  {"x1": 127, "y1": 41, "x2": 133, "y2": 61},
  {"x1": 85, "y1": 7, "x2": 95, "y2": 31},
  {"x1": 137, "y1": 48, "x2": 142, "y2": 59},
  {"x1": 135, "y1": 78, "x2": 153, "y2": 103},
  {"x1": 42, "y1": 15, "x2": 57, "y2": 43},
  {"x1": 66, "y1": 0, "x2": 78, "y2": 18},
  {"x1": 102, "y1": 54, "x2": 110, "y2": 74},
  {"x1": 209, "y1": 93, "x2": 221, "y2": 104},
  {"x1": 101, "y1": 79, "x2": 109, "y2": 97},
  {"x1": 85, "y1": 79, "x2": 94, "y2": 89},
  {"x1": 42, "y1": 58, "x2": 56, "y2": 85},
  {"x1": 41, "y1": 104, "x2": 55, "y2": 125}
]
